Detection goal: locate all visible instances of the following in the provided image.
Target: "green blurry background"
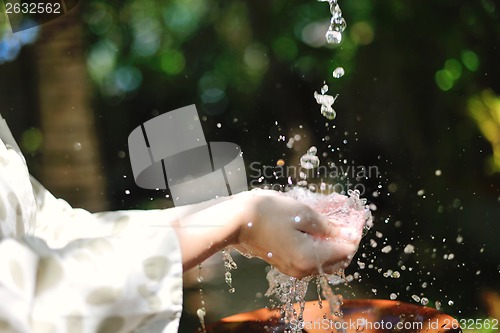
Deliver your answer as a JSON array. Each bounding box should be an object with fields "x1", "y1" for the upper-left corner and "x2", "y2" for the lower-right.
[{"x1": 1, "y1": 0, "x2": 499, "y2": 332}]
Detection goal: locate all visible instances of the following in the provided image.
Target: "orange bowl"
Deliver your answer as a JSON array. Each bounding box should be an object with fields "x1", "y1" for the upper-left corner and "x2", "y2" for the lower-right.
[{"x1": 207, "y1": 299, "x2": 462, "y2": 333}]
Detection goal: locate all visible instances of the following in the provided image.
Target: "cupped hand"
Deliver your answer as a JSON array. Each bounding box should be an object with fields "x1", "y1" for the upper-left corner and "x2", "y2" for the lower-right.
[{"x1": 233, "y1": 190, "x2": 362, "y2": 278}]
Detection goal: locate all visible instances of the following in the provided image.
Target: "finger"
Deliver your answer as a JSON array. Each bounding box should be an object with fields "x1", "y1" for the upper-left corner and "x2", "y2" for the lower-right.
[
  {"x1": 322, "y1": 261, "x2": 349, "y2": 275},
  {"x1": 293, "y1": 207, "x2": 333, "y2": 238},
  {"x1": 310, "y1": 238, "x2": 359, "y2": 267}
]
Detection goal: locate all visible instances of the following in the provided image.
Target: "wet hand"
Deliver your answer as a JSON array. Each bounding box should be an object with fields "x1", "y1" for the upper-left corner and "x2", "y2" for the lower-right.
[{"x1": 233, "y1": 190, "x2": 362, "y2": 278}]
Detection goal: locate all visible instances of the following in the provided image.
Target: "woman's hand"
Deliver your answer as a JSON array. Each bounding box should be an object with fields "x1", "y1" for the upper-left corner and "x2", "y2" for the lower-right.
[
  {"x1": 233, "y1": 190, "x2": 362, "y2": 278},
  {"x1": 173, "y1": 190, "x2": 363, "y2": 277}
]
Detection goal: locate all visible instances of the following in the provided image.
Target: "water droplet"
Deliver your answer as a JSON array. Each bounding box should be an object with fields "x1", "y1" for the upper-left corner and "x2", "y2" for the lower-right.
[
  {"x1": 247, "y1": 222, "x2": 253, "y2": 227},
  {"x1": 307, "y1": 146, "x2": 318, "y2": 155},
  {"x1": 297, "y1": 180, "x2": 308, "y2": 187},
  {"x1": 267, "y1": 252, "x2": 273, "y2": 258},
  {"x1": 421, "y1": 297, "x2": 429, "y2": 306},
  {"x1": 73, "y1": 142, "x2": 82, "y2": 151},
  {"x1": 294, "y1": 216, "x2": 301, "y2": 223},
  {"x1": 326, "y1": 29, "x2": 342, "y2": 44},
  {"x1": 435, "y1": 169, "x2": 442, "y2": 176},
  {"x1": 381, "y1": 245, "x2": 392, "y2": 253},
  {"x1": 412, "y1": 295, "x2": 421, "y2": 303},
  {"x1": 300, "y1": 152, "x2": 320, "y2": 169},
  {"x1": 314, "y1": 91, "x2": 338, "y2": 119},
  {"x1": 228, "y1": 288, "x2": 235, "y2": 293},
  {"x1": 216, "y1": 123, "x2": 222, "y2": 128},
  {"x1": 222, "y1": 249, "x2": 237, "y2": 293},
  {"x1": 456, "y1": 235, "x2": 463, "y2": 243},
  {"x1": 390, "y1": 293, "x2": 397, "y2": 300},
  {"x1": 404, "y1": 244, "x2": 415, "y2": 254},
  {"x1": 417, "y1": 189, "x2": 425, "y2": 196},
  {"x1": 321, "y1": 107, "x2": 337, "y2": 120},
  {"x1": 448, "y1": 300, "x2": 454, "y2": 306},
  {"x1": 321, "y1": 84, "x2": 329, "y2": 94},
  {"x1": 197, "y1": 308, "x2": 206, "y2": 317},
  {"x1": 125, "y1": 190, "x2": 130, "y2": 195},
  {"x1": 197, "y1": 308, "x2": 207, "y2": 333},
  {"x1": 332, "y1": 67, "x2": 345, "y2": 78}
]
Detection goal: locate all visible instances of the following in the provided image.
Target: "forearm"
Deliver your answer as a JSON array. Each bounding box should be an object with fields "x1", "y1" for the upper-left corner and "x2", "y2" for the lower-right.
[{"x1": 172, "y1": 196, "x2": 246, "y2": 272}]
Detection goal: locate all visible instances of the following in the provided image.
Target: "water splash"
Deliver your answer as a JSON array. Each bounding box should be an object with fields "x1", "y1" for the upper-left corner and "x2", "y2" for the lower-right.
[
  {"x1": 196, "y1": 308, "x2": 207, "y2": 333},
  {"x1": 299, "y1": 146, "x2": 320, "y2": 170},
  {"x1": 265, "y1": 267, "x2": 312, "y2": 330},
  {"x1": 314, "y1": 0, "x2": 346, "y2": 120},
  {"x1": 197, "y1": 264, "x2": 207, "y2": 333},
  {"x1": 319, "y1": 0, "x2": 346, "y2": 45},
  {"x1": 266, "y1": 187, "x2": 373, "y2": 331},
  {"x1": 222, "y1": 248, "x2": 237, "y2": 293},
  {"x1": 332, "y1": 67, "x2": 345, "y2": 78},
  {"x1": 314, "y1": 88, "x2": 338, "y2": 120}
]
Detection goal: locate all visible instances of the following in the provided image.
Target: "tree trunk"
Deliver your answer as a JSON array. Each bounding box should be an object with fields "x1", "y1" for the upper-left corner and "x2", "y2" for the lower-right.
[{"x1": 34, "y1": 6, "x2": 107, "y2": 212}]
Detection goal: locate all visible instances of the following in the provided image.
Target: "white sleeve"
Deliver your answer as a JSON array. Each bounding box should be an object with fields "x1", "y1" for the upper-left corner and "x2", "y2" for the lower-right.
[
  {"x1": 30, "y1": 176, "x2": 178, "y2": 248},
  {"x1": 0, "y1": 226, "x2": 183, "y2": 333},
  {"x1": 0, "y1": 122, "x2": 184, "y2": 333},
  {"x1": 1, "y1": 180, "x2": 184, "y2": 333},
  {"x1": 9, "y1": 178, "x2": 185, "y2": 333}
]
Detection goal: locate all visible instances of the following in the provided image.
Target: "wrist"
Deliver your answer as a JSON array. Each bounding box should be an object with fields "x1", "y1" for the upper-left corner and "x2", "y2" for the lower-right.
[
  {"x1": 224, "y1": 192, "x2": 254, "y2": 246},
  {"x1": 230, "y1": 192, "x2": 262, "y2": 248}
]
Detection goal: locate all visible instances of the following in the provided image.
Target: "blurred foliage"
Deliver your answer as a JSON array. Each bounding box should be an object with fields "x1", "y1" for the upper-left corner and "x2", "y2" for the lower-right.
[
  {"x1": 20, "y1": 127, "x2": 42, "y2": 154},
  {"x1": 468, "y1": 90, "x2": 500, "y2": 173},
  {"x1": 0, "y1": 1, "x2": 8, "y2": 36},
  {"x1": 81, "y1": 0, "x2": 374, "y2": 101}
]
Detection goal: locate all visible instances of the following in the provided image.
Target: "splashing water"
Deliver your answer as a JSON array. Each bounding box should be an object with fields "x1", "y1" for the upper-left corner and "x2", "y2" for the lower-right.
[
  {"x1": 318, "y1": 0, "x2": 347, "y2": 45},
  {"x1": 265, "y1": 268, "x2": 312, "y2": 327},
  {"x1": 314, "y1": 89, "x2": 338, "y2": 120},
  {"x1": 265, "y1": 187, "x2": 373, "y2": 332},
  {"x1": 197, "y1": 264, "x2": 207, "y2": 333},
  {"x1": 332, "y1": 67, "x2": 345, "y2": 79},
  {"x1": 221, "y1": 0, "x2": 373, "y2": 329},
  {"x1": 313, "y1": 0, "x2": 346, "y2": 120},
  {"x1": 300, "y1": 146, "x2": 320, "y2": 170},
  {"x1": 197, "y1": 308, "x2": 207, "y2": 333},
  {"x1": 268, "y1": 3, "x2": 361, "y2": 328},
  {"x1": 222, "y1": 248, "x2": 237, "y2": 293}
]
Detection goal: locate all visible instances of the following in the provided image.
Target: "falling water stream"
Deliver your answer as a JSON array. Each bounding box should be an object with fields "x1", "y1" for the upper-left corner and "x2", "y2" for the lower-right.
[
  {"x1": 198, "y1": 1, "x2": 362, "y2": 332},
  {"x1": 265, "y1": 186, "x2": 372, "y2": 332},
  {"x1": 264, "y1": 1, "x2": 365, "y2": 331}
]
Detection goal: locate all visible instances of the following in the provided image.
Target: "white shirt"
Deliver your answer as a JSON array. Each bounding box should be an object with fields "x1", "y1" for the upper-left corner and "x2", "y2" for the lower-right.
[{"x1": 0, "y1": 116, "x2": 183, "y2": 333}]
